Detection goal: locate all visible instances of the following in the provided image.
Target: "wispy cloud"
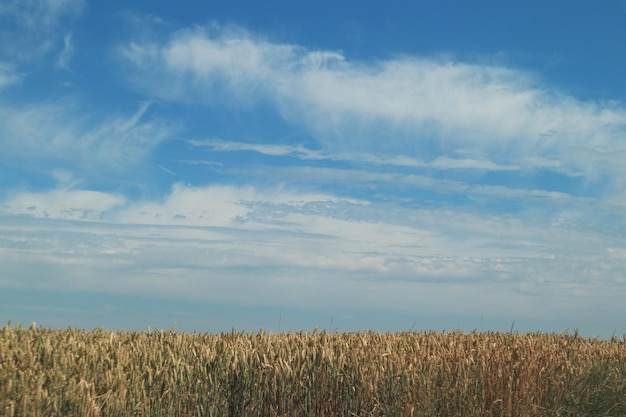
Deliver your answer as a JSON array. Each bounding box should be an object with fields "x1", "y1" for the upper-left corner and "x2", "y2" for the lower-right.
[
  {"x1": 1, "y1": 181, "x2": 624, "y2": 330},
  {"x1": 55, "y1": 32, "x2": 74, "y2": 69},
  {"x1": 3, "y1": 188, "x2": 125, "y2": 221},
  {"x1": 189, "y1": 138, "x2": 520, "y2": 171},
  {"x1": 0, "y1": 62, "x2": 21, "y2": 89},
  {"x1": 120, "y1": 24, "x2": 626, "y2": 187},
  {"x1": 0, "y1": 0, "x2": 84, "y2": 29},
  {"x1": 0, "y1": 0, "x2": 84, "y2": 62},
  {"x1": 0, "y1": 100, "x2": 173, "y2": 175},
  {"x1": 115, "y1": 183, "x2": 358, "y2": 228},
  {"x1": 0, "y1": 182, "x2": 614, "y2": 281}
]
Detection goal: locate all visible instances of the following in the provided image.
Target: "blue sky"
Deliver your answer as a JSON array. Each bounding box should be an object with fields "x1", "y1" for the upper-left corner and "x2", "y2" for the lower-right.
[{"x1": 2, "y1": 0, "x2": 626, "y2": 337}]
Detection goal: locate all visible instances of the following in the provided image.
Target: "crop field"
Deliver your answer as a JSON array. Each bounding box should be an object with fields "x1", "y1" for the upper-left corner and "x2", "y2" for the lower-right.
[{"x1": 1, "y1": 323, "x2": 625, "y2": 417}]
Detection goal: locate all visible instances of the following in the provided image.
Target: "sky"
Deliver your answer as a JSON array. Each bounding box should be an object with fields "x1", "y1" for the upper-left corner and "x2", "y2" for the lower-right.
[{"x1": 2, "y1": 0, "x2": 626, "y2": 338}]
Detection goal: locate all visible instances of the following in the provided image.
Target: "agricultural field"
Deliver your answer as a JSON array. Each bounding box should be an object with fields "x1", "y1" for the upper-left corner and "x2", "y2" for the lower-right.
[{"x1": 1, "y1": 323, "x2": 625, "y2": 417}]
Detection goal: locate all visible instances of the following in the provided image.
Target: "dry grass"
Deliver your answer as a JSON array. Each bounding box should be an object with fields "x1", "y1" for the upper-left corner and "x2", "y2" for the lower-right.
[{"x1": 1, "y1": 322, "x2": 625, "y2": 416}]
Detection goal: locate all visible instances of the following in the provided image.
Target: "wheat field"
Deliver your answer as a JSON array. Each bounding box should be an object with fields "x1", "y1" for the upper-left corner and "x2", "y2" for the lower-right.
[{"x1": 1, "y1": 322, "x2": 625, "y2": 416}]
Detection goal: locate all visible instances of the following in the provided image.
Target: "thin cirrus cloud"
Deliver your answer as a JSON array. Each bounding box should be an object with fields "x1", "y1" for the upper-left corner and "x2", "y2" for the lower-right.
[
  {"x1": 188, "y1": 138, "x2": 521, "y2": 171},
  {"x1": 0, "y1": 0, "x2": 84, "y2": 62},
  {"x1": 0, "y1": 100, "x2": 172, "y2": 175},
  {"x1": 55, "y1": 32, "x2": 74, "y2": 69},
  {"x1": 183, "y1": 137, "x2": 578, "y2": 208},
  {"x1": 120, "y1": 24, "x2": 626, "y2": 185},
  {"x1": 0, "y1": 63, "x2": 21, "y2": 89}
]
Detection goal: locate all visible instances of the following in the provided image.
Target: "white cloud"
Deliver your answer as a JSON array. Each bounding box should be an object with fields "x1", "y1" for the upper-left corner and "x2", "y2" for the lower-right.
[
  {"x1": 3, "y1": 188, "x2": 125, "y2": 221},
  {"x1": 189, "y1": 138, "x2": 520, "y2": 171},
  {"x1": 185, "y1": 158, "x2": 580, "y2": 208},
  {"x1": 115, "y1": 182, "x2": 358, "y2": 228},
  {"x1": 1, "y1": 181, "x2": 625, "y2": 326},
  {"x1": 2, "y1": 175, "x2": 625, "y2": 337},
  {"x1": 0, "y1": 0, "x2": 84, "y2": 62},
  {"x1": 56, "y1": 32, "x2": 74, "y2": 69},
  {"x1": 120, "y1": 24, "x2": 626, "y2": 184},
  {"x1": 0, "y1": 100, "x2": 173, "y2": 173},
  {"x1": 0, "y1": 183, "x2": 615, "y2": 281},
  {"x1": 0, "y1": 62, "x2": 21, "y2": 89},
  {"x1": 0, "y1": 0, "x2": 84, "y2": 29}
]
